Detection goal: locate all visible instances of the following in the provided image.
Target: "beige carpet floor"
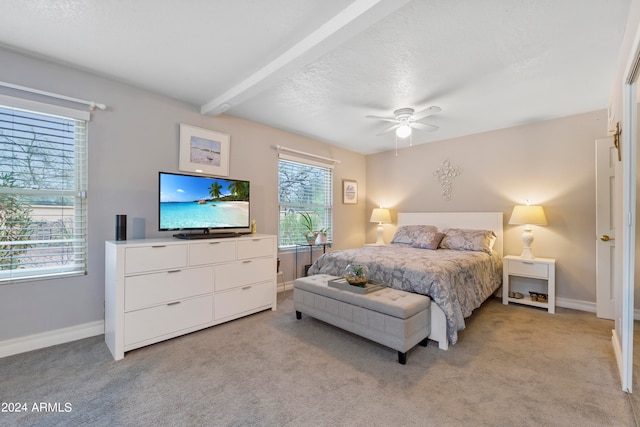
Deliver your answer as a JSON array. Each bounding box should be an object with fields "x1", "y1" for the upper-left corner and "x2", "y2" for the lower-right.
[{"x1": 1, "y1": 291, "x2": 636, "y2": 426}]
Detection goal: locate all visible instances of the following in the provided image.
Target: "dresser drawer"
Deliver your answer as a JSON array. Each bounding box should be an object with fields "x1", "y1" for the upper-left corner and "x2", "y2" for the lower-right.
[
  {"x1": 214, "y1": 258, "x2": 274, "y2": 291},
  {"x1": 237, "y1": 238, "x2": 274, "y2": 260},
  {"x1": 125, "y1": 244, "x2": 187, "y2": 274},
  {"x1": 214, "y1": 281, "x2": 274, "y2": 321},
  {"x1": 508, "y1": 260, "x2": 548, "y2": 278},
  {"x1": 124, "y1": 267, "x2": 213, "y2": 312},
  {"x1": 189, "y1": 240, "x2": 236, "y2": 266},
  {"x1": 124, "y1": 294, "x2": 213, "y2": 346}
]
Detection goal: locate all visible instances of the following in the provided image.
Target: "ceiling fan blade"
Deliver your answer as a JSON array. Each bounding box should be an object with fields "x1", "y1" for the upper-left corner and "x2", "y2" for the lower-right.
[
  {"x1": 365, "y1": 115, "x2": 398, "y2": 123},
  {"x1": 411, "y1": 122, "x2": 439, "y2": 132},
  {"x1": 377, "y1": 123, "x2": 400, "y2": 136},
  {"x1": 411, "y1": 106, "x2": 442, "y2": 121}
]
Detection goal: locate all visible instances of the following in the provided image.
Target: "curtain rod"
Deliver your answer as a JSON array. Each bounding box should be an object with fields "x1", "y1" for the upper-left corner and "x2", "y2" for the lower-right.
[
  {"x1": 0, "y1": 81, "x2": 106, "y2": 111},
  {"x1": 275, "y1": 145, "x2": 340, "y2": 164}
]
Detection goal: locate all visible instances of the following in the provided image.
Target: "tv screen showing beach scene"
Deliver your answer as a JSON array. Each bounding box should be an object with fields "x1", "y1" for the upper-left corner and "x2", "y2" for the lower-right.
[{"x1": 159, "y1": 172, "x2": 250, "y2": 230}]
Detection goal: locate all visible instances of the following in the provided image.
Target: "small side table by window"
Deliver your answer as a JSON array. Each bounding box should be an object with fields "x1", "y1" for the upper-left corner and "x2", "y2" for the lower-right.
[
  {"x1": 502, "y1": 255, "x2": 556, "y2": 313},
  {"x1": 295, "y1": 243, "x2": 331, "y2": 277}
]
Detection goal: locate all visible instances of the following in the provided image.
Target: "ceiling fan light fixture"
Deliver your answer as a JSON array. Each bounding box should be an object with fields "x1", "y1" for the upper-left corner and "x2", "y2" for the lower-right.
[{"x1": 396, "y1": 124, "x2": 412, "y2": 138}]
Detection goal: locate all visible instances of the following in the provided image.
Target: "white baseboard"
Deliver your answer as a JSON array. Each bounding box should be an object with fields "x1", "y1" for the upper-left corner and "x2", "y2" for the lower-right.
[
  {"x1": 557, "y1": 297, "x2": 640, "y2": 322},
  {"x1": 0, "y1": 320, "x2": 104, "y2": 359},
  {"x1": 277, "y1": 280, "x2": 294, "y2": 293},
  {"x1": 558, "y1": 297, "x2": 640, "y2": 321},
  {"x1": 555, "y1": 297, "x2": 596, "y2": 313}
]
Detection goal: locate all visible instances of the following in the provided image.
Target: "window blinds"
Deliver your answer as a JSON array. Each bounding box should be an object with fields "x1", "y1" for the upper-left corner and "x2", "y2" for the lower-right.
[
  {"x1": 0, "y1": 99, "x2": 88, "y2": 283},
  {"x1": 278, "y1": 156, "x2": 333, "y2": 248}
]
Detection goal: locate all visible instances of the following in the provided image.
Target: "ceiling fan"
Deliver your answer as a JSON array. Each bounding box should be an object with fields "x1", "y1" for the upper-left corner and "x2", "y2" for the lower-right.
[{"x1": 366, "y1": 106, "x2": 441, "y2": 138}]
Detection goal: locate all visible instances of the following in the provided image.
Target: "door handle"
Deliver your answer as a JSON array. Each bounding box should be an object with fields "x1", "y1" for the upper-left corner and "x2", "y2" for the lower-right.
[{"x1": 600, "y1": 235, "x2": 614, "y2": 241}]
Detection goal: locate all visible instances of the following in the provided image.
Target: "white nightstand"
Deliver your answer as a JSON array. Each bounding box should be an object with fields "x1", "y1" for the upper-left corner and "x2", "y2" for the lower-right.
[{"x1": 502, "y1": 255, "x2": 556, "y2": 313}]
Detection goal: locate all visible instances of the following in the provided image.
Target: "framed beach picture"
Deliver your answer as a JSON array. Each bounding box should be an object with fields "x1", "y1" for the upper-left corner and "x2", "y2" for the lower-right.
[
  {"x1": 343, "y1": 180, "x2": 358, "y2": 204},
  {"x1": 179, "y1": 124, "x2": 230, "y2": 176}
]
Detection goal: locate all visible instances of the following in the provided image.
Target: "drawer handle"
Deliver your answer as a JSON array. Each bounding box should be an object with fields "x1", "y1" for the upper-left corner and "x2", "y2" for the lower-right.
[
  {"x1": 151, "y1": 245, "x2": 166, "y2": 248},
  {"x1": 242, "y1": 260, "x2": 252, "y2": 264},
  {"x1": 167, "y1": 301, "x2": 181, "y2": 306},
  {"x1": 209, "y1": 241, "x2": 221, "y2": 245},
  {"x1": 242, "y1": 286, "x2": 252, "y2": 290},
  {"x1": 167, "y1": 270, "x2": 181, "y2": 273},
  {"x1": 522, "y1": 262, "x2": 534, "y2": 265},
  {"x1": 252, "y1": 239, "x2": 261, "y2": 242}
]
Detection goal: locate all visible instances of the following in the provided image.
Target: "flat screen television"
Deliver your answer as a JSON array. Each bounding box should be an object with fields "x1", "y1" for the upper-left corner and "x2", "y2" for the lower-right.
[{"x1": 159, "y1": 171, "x2": 250, "y2": 238}]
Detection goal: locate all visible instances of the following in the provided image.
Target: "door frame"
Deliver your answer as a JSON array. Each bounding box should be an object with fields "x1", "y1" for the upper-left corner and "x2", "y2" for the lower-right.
[{"x1": 619, "y1": 32, "x2": 640, "y2": 392}]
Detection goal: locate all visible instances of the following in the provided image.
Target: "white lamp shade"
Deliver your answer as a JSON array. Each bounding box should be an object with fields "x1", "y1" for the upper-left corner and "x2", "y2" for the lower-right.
[
  {"x1": 370, "y1": 208, "x2": 391, "y2": 223},
  {"x1": 508, "y1": 205, "x2": 547, "y2": 225}
]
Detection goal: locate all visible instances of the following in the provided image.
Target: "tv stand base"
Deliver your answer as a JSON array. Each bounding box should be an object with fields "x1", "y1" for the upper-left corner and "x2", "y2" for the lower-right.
[{"x1": 173, "y1": 232, "x2": 243, "y2": 239}]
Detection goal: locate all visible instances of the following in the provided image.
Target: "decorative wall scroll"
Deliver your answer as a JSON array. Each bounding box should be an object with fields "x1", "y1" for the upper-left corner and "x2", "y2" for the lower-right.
[{"x1": 433, "y1": 159, "x2": 462, "y2": 201}]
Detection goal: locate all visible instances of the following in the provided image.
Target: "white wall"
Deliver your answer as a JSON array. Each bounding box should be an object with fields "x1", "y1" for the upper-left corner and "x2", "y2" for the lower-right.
[
  {"x1": 366, "y1": 110, "x2": 607, "y2": 305},
  {"x1": 0, "y1": 47, "x2": 366, "y2": 343}
]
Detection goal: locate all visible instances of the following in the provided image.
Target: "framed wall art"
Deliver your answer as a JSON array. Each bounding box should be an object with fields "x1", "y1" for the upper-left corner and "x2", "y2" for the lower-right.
[
  {"x1": 343, "y1": 180, "x2": 358, "y2": 204},
  {"x1": 179, "y1": 123, "x2": 230, "y2": 176}
]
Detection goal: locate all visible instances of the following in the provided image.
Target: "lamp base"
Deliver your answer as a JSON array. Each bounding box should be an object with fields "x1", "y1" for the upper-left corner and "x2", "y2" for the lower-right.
[
  {"x1": 375, "y1": 223, "x2": 385, "y2": 245},
  {"x1": 520, "y1": 247, "x2": 535, "y2": 259},
  {"x1": 520, "y1": 228, "x2": 535, "y2": 259}
]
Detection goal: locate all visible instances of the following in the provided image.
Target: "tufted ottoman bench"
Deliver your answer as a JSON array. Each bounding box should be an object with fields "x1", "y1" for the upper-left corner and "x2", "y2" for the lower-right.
[{"x1": 294, "y1": 274, "x2": 431, "y2": 364}]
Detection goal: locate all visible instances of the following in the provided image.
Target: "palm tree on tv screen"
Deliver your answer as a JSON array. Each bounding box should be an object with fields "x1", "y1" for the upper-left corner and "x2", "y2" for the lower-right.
[
  {"x1": 229, "y1": 181, "x2": 249, "y2": 201},
  {"x1": 209, "y1": 182, "x2": 222, "y2": 200}
]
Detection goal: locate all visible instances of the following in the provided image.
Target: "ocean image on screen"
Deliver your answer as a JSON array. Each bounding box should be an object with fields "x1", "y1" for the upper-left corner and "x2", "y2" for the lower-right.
[{"x1": 160, "y1": 173, "x2": 249, "y2": 230}]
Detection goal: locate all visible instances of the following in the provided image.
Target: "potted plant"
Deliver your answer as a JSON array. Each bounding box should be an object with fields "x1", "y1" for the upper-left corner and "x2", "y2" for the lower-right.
[
  {"x1": 299, "y1": 212, "x2": 318, "y2": 244},
  {"x1": 315, "y1": 227, "x2": 330, "y2": 244}
]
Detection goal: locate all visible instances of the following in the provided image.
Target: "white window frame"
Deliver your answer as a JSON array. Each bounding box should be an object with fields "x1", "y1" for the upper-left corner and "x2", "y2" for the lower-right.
[
  {"x1": 0, "y1": 94, "x2": 89, "y2": 284},
  {"x1": 278, "y1": 153, "x2": 333, "y2": 250}
]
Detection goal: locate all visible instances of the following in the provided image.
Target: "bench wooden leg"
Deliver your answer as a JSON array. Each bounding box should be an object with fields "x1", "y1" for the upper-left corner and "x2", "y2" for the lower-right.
[
  {"x1": 419, "y1": 337, "x2": 429, "y2": 347},
  {"x1": 398, "y1": 351, "x2": 407, "y2": 365},
  {"x1": 296, "y1": 311, "x2": 302, "y2": 320}
]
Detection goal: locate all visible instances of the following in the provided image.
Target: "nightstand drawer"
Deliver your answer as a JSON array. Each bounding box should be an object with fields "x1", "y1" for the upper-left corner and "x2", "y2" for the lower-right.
[{"x1": 508, "y1": 260, "x2": 548, "y2": 278}]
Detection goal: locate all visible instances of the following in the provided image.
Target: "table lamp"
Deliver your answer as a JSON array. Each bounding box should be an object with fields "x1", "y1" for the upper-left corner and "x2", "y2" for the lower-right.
[
  {"x1": 509, "y1": 205, "x2": 547, "y2": 259},
  {"x1": 370, "y1": 208, "x2": 391, "y2": 245}
]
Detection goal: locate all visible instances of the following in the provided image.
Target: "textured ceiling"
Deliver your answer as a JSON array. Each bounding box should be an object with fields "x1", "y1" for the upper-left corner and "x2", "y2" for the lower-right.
[{"x1": 0, "y1": 0, "x2": 631, "y2": 154}]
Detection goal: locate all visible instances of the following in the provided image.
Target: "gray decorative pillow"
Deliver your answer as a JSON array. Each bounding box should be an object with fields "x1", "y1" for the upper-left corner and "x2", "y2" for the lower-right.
[
  {"x1": 410, "y1": 231, "x2": 445, "y2": 250},
  {"x1": 439, "y1": 228, "x2": 497, "y2": 254},
  {"x1": 391, "y1": 225, "x2": 438, "y2": 245}
]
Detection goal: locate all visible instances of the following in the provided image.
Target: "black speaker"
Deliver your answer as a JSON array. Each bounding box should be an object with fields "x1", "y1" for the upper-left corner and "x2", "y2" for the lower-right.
[{"x1": 115, "y1": 214, "x2": 127, "y2": 241}]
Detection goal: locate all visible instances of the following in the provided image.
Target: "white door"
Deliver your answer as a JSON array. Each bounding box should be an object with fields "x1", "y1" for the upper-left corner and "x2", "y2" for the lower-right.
[{"x1": 596, "y1": 137, "x2": 616, "y2": 320}]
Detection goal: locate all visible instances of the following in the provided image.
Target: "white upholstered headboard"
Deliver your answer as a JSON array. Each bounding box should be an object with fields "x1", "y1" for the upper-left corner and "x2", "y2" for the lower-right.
[{"x1": 397, "y1": 212, "x2": 503, "y2": 257}]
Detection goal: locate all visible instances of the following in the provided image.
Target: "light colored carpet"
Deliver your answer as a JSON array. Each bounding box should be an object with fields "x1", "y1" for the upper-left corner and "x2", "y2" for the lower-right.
[{"x1": 1, "y1": 291, "x2": 636, "y2": 426}]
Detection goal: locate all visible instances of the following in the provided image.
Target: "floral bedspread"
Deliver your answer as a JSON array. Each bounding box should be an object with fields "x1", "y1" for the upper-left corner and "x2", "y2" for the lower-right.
[{"x1": 307, "y1": 244, "x2": 503, "y2": 345}]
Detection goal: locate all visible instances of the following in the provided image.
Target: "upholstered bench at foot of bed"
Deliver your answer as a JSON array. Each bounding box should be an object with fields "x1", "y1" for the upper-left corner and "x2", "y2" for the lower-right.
[{"x1": 293, "y1": 274, "x2": 431, "y2": 364}]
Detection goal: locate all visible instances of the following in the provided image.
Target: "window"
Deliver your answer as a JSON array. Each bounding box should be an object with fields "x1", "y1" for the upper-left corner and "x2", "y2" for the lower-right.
[
  {"x1": 0, "y1": 96, "x2": 88, "y2": 283},
  {"x1": 278, "y1": 155, "x2": 333, "y2": 248}
]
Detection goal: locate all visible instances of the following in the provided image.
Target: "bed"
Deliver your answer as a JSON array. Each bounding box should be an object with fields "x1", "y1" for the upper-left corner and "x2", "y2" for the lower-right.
[{"x1": 306, "y1": 212, "x2": 503, "y2": 350}]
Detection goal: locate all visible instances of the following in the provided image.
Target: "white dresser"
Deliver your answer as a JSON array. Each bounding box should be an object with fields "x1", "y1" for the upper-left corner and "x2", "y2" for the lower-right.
[{"x1": 105, "y1": 234, "x2": 277, "y2": 360}]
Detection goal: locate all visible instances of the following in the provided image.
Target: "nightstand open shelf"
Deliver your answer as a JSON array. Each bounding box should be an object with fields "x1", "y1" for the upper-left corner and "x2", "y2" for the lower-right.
[{"x1": 502, "y1": 255, "x2": 556, "y2": 313}]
